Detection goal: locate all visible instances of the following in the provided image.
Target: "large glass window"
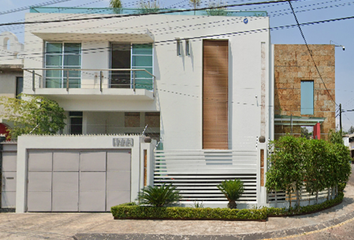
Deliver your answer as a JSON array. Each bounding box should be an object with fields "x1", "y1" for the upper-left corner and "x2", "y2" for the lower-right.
[
  {"x1": 132, "y1": 44, "x2": 153, "y2": 90},
  {"x1": 111, "y1": 43, "x2": 153, "y2": 90},
  {"x1": 45, "y1": 42, "x2": 81, "y2": 88},
  {"x1": 301, "y1": 80, "x2": 314, "y2": 115}
]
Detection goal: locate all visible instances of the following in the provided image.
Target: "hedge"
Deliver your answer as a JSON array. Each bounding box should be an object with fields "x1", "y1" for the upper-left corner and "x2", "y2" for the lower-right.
[{"x1": 111, "y1": 192, "x2": 343, "y2": 221}]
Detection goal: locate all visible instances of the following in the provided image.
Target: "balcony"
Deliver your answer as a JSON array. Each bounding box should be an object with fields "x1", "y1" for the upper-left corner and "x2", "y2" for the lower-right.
[{"x1": 23, "y1": 68, "x2": 156, "y2": 101}]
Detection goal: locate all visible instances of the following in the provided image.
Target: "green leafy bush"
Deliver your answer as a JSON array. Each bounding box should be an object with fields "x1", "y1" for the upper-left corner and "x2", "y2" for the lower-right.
[
  {"x1": 266, "y1": 135, "x2": 351, "y2": 205},
  {"x1": 217, "y1": 179, "x2": 244, "y2": 209},
  {"x1": 111, "y1": 193, "x2": 343, "y2": 220},
  {"x1": 136, "y1": 183, "x2": 181, "y2": 207}
]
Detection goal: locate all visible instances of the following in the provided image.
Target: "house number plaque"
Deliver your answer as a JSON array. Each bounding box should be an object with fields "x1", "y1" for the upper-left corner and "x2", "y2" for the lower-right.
[{"x1": 113, "y1": 138, "x2": 134, "y2": 147}]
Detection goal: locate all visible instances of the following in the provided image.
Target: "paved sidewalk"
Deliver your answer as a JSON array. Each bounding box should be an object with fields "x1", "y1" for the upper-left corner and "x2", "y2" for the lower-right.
[
  {"x1": 0, "y1": 183, "x2": 353, "y2": 240},
  {"x1": 2, "y1": 165, "x2": 354, "y2": 240}
]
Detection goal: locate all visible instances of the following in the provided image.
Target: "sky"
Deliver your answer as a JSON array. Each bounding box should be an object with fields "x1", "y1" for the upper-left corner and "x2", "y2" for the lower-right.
[{"x1": 1, "y1": 0, "x2": 354, "y2": 131}]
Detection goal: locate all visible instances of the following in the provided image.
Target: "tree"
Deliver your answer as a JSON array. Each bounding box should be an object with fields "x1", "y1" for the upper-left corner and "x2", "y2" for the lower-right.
[
  {"x1": 206, "y1": 0, "x2": 227, "y2": 16},
  {"x1": 138, "y1": 0, "x2": 160, "y2": 14},
  {"x1": 301, "y1": 127, "x2": 311, "y2": 139},
  {"x1": 348, "y1": 126, "x2": 354, "y2": 134},
  {"x1": 0, "y1": 94, "x2": 66, "y2": 140},
  {"x1": 110, "y1": 0, "x2": 122, "y2": 14},
  {"x1": 189, "y1": 0, "x2": 201, "y2": 14},
  {"x1": 217, "y1": 179, "x2": 244, "y2": 209},
  {"x1": 328, "y1": 129, "x2": 344, "y2": 145}
]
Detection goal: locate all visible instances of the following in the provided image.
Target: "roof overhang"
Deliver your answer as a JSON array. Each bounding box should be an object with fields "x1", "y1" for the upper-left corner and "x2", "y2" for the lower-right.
[
  {"x1": 32, "y1": 29, "x2": 154, "y2": 43},
  {"x1": 274, "y1": 115, "x2": 325, "y2": 126}
]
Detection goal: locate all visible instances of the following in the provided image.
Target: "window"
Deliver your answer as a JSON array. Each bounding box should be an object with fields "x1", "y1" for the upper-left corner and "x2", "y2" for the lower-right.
[
  {"x1": 69, "y1": 111, "x2": 82, "y2": 135},
  {"x1": 125, "y1": 112, "x2": 140, "y2": 127},
  {"x1": 45, "y1": 42, "x2": 81, "y2": 88},
  {"x1": 145, "y1": 112, "x2": 160, "y2": 128},
  {"x1": 16, "y1": 76, "x2": 23, "y2": 98},
  {"x1": 185, "y1": 39, "x2": 190, "y2": 56},
  {"x1": 111, "y1": 43, "x2": 153, "y2": 90},
  {"x1": 176, "y1": 39, "x2": 182, "y2": 56},
  {"x1": 301, "y1": 80, "x2": 314, "y2": 115}
]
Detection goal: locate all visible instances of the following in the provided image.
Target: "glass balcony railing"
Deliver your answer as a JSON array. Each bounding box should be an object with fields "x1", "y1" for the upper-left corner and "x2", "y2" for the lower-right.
[
  {"x1": 24, "y1": 68, "x2": 155, "y2": 93},
  {"x1": 29, "y1": 7, "x2": 267, "y2": 17}
]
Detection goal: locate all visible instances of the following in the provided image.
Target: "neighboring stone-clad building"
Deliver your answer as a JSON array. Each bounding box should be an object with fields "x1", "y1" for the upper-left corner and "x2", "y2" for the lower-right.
[{"x1": 273, "y1": 44, "x2": 335, "y2": 140}]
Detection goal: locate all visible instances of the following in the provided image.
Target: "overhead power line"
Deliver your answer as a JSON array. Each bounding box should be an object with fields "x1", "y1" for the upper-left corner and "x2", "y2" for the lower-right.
[
  {"x1": 0, "y1": 0, "x2": 74, "y2": 16},
  {"x1": 0, "y1": 0, "x2": 292, "y2": 27},
  {"x1": 287, "y1": 0, "x2": 338, "y2": 107}
]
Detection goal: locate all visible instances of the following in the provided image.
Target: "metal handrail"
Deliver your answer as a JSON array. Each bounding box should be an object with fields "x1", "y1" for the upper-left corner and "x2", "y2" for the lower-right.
[{"x1": 24, "y1": 68, "x2": 156, "y2": 94}]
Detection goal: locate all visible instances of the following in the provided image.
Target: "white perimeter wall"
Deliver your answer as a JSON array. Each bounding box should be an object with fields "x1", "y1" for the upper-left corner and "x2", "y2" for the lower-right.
[
  {"x1": 23, "y1": 13, "x2": 270, "y2": 151},
  {"x1": 16, "y1": 135, "x2": 155, "y2": 213}
]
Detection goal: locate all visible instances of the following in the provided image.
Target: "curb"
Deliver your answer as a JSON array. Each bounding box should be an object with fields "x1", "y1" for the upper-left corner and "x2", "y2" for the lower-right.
[{"x1": 73, "y1": 209, "x2": 354, "y2": 240}]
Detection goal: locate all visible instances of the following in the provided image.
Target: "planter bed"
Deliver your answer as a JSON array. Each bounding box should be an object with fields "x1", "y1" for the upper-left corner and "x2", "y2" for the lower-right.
[{"x1": 111, "y1": 193, "x2": 343, "y2": 221}]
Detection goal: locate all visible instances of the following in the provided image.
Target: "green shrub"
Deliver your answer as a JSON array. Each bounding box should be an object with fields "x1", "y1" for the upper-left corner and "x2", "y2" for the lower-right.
[
  {"x1": 111, "y1": 193, "x2": 343, "y2": 220},
  {"x1": 217, "y1": 179, "x2": 244, "y2": 209},
  {"x1": 136, "y1": 183, "x2": 181, "y2": 207}
]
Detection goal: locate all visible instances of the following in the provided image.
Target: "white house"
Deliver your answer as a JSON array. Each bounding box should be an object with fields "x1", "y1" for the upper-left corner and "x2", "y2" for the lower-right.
[{"x1": 4, "y1": 7, "x2": 273, "y2": 212}]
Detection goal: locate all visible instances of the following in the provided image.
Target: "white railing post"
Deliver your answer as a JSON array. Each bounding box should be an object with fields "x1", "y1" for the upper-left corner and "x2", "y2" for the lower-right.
[
  {"x1": 133, "y1": 70, "x2": 136, "y2": 92},
  {"x1": 66, "y1": 70, "x2": 69, "y2": 91},
  {"x1": 100, "y1": 71, "x2": 103, "y2": 92},
  {"x1": 32, "y1": 71, "x2": 35, "y2": 92}
]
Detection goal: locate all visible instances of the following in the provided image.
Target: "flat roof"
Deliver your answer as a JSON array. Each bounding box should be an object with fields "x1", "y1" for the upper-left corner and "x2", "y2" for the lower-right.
[{"x1": 29, "y1": 7, "x2": 267, "y2": 17}]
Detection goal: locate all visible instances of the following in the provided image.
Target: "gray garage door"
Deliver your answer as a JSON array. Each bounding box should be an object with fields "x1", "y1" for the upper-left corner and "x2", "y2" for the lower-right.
[{"x1": 27, "y1": 150, "x2": 131, "y2": 212}]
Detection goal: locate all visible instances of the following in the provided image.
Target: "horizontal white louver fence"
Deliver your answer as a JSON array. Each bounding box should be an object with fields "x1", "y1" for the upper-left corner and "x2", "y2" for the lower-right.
[
  {"x1": 154, "y1": 150, "x2": 258, "y2": 204},
  {"x1": 268, "y1": 187, "x2": 329, "y2": 205}
]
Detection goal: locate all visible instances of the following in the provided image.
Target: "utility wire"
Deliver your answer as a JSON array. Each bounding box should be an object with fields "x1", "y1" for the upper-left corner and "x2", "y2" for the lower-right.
[
  {"x1": 0, "y1": 0, "x2": 292, "y2": 27},
  {"x1": 288, "y1": 0, "x2": 338, "y2": 107}
]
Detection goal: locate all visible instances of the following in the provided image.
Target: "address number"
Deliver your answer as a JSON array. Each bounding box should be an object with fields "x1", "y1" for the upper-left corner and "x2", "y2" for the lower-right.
[{"x1": 113, "y1": 138, "x2": 134, "y2": 147}]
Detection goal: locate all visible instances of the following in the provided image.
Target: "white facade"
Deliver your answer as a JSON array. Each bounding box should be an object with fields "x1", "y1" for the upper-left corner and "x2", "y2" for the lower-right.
[
  {"x1": 23, "y1": 10, "x2": 271, "y2": 150},
  {"x1": 16, "y1": 8, "x2": 274, "y2": 209}
]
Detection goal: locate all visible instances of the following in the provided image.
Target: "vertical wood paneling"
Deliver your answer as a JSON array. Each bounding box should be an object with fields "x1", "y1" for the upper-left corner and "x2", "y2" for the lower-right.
[{"x1": 203, "y1": 40, "x2": 229, "y2": 149}]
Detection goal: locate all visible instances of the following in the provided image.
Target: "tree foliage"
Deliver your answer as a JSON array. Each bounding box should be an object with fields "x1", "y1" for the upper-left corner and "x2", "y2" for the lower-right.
[
  {"x1": 110, "y1": 0, "x2": 122, "y2": 8},
  {"x1": 138, "y1": 0, "x2": 161, "y2": 13},
  {"x1": 217, "y1": 179, "x2": 244, "y2": 209},
  {"x1": 266, "y1": 135, "x2": 351, "y2": 206},
  {"x1": 348, "y1": 126, "x2": 354, "y2": 134},
  {"x1": 137, "y1": 183, "x2": 181, "y2": 207},
  {"x1": 328, "y1": 129, "x2": 344, "y2": 145},
  {"x1": 206, "y1": 0, "x2": 227, "y2": 16},
  {"x1": 0, "y1": 94, "x2": 66, "y2": 140}
]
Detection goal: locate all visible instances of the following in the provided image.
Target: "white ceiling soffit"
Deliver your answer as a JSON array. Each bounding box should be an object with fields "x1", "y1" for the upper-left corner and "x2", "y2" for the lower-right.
[{"x1": 32, "y1": 29, "x2": 154, "y2": 43}]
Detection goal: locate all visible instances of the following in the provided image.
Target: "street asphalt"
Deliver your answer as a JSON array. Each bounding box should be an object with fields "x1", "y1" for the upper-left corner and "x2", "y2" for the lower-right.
[{"x1": 1, "y1": 165, "x2": 354, "y2": 240}]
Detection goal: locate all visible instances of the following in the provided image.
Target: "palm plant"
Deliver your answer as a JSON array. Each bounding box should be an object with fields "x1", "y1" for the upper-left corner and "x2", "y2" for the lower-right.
[
  {"x1": 110, "y1": 0, "x2": 122, "y2": 14},
  {"x1": 217, "y1": 179, "x2": 244, "y2": 209},
  {"x1": 137, "y1": 183, "x2": 181, "y2": 207},
  {"x1": 138, "y1": 0, "x2": 160, "y2": 14}
]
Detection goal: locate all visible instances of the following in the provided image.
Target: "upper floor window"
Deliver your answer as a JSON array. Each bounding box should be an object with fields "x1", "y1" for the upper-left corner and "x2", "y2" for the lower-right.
[
  {"x1": 301, "y1": 80, "x2": 314, "y2": 115},
  {"x1": 45, "y1": 42, "x2": 81, "y2": 88},
  {"x1": 16, "y1": 76, "x2": 23, "y2": 98},
  {"x1": 111, "y1": 43, "x2": 153, "y2": 90}
]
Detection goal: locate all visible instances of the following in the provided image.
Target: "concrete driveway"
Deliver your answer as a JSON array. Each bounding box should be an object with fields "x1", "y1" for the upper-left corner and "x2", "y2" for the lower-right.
[{"x1": 0, "y1": 166, "x2": 353, "y2": 239}]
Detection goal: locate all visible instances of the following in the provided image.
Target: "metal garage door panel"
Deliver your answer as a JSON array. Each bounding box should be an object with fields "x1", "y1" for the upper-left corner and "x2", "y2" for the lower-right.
[
  {"x1": 52, "y1": 172, "x2": 78, "y2": 211},
  {"x1": 28, "y1": 192, "x2": 52, "y2": 211},
  {"x1": 28, "y1": 151, "x2": 52, "y2": 171},
  {"x1": 53, "y1": 172, "x2": 78, "y2": 191},
  {"x1": 1, "y1": 172, "x2": 16, "y2": 192},
  {"x1": 106, "y1": 191, "x2": 130, "y2": 211},
  {"x1": 53, "y1": 152, "x2": 79, "y2": 171},
  {"x1": 79, "y1": 172, "x2": 105, "y2": 211},
  {"x1": 107, "y1": 172, "x2": 130, "y2": 191},
  {"x1": 1, "y1": 191, "x2": 16, "y2": 208},
  {"x1": 107, "y1": 151, "x2": 131, "y2": 171},
  {"x1": 2, "y1": 152, "x2": 17, "y2": 171},
  {"x1": 28, "y1": 172, "x2": 52, "y2": 192},
  {"x1": 80, "y1": 152, "x2": 106, "y2": 172}
]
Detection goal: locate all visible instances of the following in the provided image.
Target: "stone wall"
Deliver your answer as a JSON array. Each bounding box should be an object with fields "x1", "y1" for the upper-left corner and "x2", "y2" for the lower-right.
[{"x1": 274, "y1": 44, "x2": 335, "y2": 140}]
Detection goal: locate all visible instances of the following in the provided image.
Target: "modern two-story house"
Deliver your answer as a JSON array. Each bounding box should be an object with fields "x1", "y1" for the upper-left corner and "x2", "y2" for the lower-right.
[{"x1": 2, "y1": 7, "x2": 274, "y2": 212}]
